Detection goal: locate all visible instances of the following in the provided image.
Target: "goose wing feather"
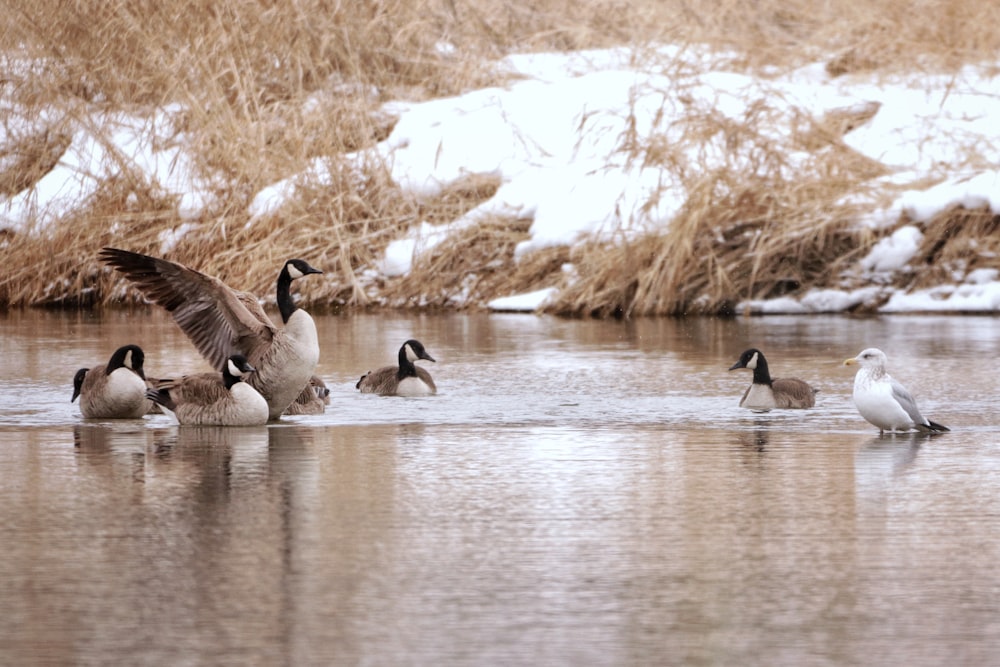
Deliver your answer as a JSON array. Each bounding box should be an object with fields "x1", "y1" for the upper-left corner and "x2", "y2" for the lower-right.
[
  {"x1": 101, "y1": 248, "x2": 276, "y2": 370},
  {"x1": 155, "y1": 373, "x2": 231, "y2": 405},
  {"x1": 772, "y1": 378, "x2": 816, "y2": 408},
  {"x1": 356, "y1": 366, "x2": 396, "y2": 394},
  {"x1": 415, "y1": 366, "x2": 436, "y2": 393},
  {"x1": 356, "y1": 366, "x2": 436, "y2": 396}
]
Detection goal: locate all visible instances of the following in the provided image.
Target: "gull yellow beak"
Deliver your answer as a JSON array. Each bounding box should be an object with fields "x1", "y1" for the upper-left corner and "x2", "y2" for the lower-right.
[{"x1": 843, "y1": 357, "x2": 857, "y2": 366}]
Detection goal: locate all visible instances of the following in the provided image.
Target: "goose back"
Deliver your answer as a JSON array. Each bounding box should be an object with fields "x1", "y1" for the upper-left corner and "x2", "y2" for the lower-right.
[{"x1": 357, "y1": 365, "x2": 437, "y2": 397}]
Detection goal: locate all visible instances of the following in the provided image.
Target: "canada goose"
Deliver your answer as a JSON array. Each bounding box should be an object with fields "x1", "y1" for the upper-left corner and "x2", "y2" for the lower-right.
[
  {"x1": 146, "y1": 354, "x2": 269, "y2": 426},
  {"x1": 100, "y1": 247, "x2": 322, "y2": 420},
  {"x1": 844, "y1": 348, "x2": 949, "y2": 434},
  {"x1": 728, "y1": 348, "x2": 817, "y2": 410},
  {"x1": 283, "y1": 375, "x2": 331, "y2": 415},
  {"x1": 356, "y1": 339, "x2": 436, "y2": 396},
  {"x1": 72, "y1": 344, "x2": 151, "y2": 419}
]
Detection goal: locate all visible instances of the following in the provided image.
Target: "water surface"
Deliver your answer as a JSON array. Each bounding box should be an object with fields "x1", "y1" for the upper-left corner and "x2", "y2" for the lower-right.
[{"x1": 2, "y1": 309, "x2": 999, "y2": 665}]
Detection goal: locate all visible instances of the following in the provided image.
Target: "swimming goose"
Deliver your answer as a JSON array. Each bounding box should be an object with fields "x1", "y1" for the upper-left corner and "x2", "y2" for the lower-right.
[
  {"x1": 99, "y1": 247, "x2": 323, "y2": 420},
  {"x1": 356, "y1": 339, "x2": 437, "y2": 396},
  {"x1": 844, "y1": 348, "x2": 949, "y2": 434},
  {"x1": 728, "y1": 348, "x2": 817, "y2": 410},
  {"x1": 146, "y1": 354, "x2": 269, "y2": 426},
  {"x1": 283, "y1": 375, "x2": 331, "y2": 415},
  {"x1": 72, "y1": 344, "x2": 151, "y2": 419}
]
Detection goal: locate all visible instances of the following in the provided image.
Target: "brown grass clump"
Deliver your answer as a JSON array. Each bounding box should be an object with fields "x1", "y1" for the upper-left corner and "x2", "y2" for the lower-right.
[
  {"x1": 905, "y1": 206, "x2": 1000, "y2": 290},
  {"x1": 372, "y1": 173, "x2": 572, "y2": 308},
  {"x1": 0, "y1": 159, "x2": 407, "y2": 308},
  {"x1": 0, "y1": 127, "x2": 71, "y2": 198},
  {"x1": 381, "y1": 217, "x2": 570, "y2": 309},
  {"x1": 552, "y1": 178, "x2": 867, "y2": 318},
  {"x1": 545, "y1": 86, "x2": 889, "y2": 317},
  {"x1": 2, "y1": 0, "x2": 1000, "y2": 314}
]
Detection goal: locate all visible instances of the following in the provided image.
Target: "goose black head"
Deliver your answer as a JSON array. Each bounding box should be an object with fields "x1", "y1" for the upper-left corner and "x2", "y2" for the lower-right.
[
  {"x1": 402, "y1": 339, "x2": 436, "y2": 364},
  {"x1": 729, "y1": 348, "x2": 763, "y2": 372},
  {"x1": 284, "y1": 259, "x2": 323, "y2": 280},
  {"x1": 71, "y1": 368, "x2": 89, "y2": 402},
  {"x1": 226, "y1": 355, "x2": 257, "y2": 378},
  {"x1": 108, "y1": 344, "x2": 146, "y2": 379}
]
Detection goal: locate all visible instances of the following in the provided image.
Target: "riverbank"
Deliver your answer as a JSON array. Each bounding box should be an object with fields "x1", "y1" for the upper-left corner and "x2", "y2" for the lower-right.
[{"x1": 2, "y1": 1, "x2": 998, "y2": 315}]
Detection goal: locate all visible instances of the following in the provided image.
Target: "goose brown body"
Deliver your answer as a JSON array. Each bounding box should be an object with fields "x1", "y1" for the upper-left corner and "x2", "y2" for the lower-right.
[{"x1": 100, "y1": 248, "x2": 322, "y2": 420}]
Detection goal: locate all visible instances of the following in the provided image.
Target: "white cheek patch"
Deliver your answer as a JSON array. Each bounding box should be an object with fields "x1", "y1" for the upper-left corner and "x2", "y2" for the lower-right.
[
  {"x1": 746, "y1": 352, "x2": 758, "y2": 370},
  {"x1": 228, "y1": 358, "x2": 242, "y2": 377},
  {"x1": 123, "y1": 349, "x2": 134, "y2": 369},
  {"x1": 287, "y1": 263, "x2": 303, "y2": 279},
  {"x1": 405, "y1": 344, "x2": 418, "y2": 362}
]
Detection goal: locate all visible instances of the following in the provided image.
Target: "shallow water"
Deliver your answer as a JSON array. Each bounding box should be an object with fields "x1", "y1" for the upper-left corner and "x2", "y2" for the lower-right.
[{"x1": 2, "y1": 309, "x2": 999, "y2": 665}]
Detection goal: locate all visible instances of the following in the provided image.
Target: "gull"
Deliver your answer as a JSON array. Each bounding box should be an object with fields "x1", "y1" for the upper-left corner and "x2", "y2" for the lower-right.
[{"x1": 844, "y1": 348, "x2": 949, "y2": 434}]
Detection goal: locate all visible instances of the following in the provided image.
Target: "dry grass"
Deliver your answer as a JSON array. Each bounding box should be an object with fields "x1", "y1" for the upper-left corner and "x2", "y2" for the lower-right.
[
  {"x1": 904, "y1": 206, "x2": 1000, "y2": 291},
  {"x1": 552, "y1": 173, "x2": 872, "y2": 317},
  {"x1": 2, "y1": 0, "x2": 1000, "y2": 314}
]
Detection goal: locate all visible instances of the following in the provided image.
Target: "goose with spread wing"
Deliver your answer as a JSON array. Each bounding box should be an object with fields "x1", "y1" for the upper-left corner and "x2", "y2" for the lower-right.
[{"x1": 100, "y1": 247, "x2": 323, "y2": 420}]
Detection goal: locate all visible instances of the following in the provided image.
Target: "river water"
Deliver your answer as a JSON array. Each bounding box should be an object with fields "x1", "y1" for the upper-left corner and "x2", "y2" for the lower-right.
[{"x1": 1, "y1": 308, "x2": 999, "y2": 665}]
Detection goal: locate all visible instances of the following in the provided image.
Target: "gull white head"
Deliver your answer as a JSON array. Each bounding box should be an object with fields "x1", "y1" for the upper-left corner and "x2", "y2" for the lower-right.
[{"x1": 844, "y1": 347, "x2": 888, "y2": 375}]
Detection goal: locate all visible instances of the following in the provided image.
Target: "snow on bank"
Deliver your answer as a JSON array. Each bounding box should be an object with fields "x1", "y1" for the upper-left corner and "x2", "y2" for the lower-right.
[
  {"x1": 0, "y1": 106, "x2": 214, "y2": 233},
  {"x1": 3, "y1": 46, "x2": 1000, "y2": 313},
  {"x1": 249, "y1": 48, "x2": 1000, "y2": 312},
  {"x1": 737, "y1": 171, "x2": 1000, "y2": 314},
  {"x1": 487, "y1": 287, "x2": 558, "y2": 312},
  {"x1": 741, "y1": 275, "x2": 1000, "y2": 314}
]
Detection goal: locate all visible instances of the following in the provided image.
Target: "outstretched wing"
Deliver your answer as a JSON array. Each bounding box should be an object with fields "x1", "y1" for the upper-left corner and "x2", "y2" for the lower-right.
[{"x1": 100, "y1": 248, "x2": 276, "y2": 370}]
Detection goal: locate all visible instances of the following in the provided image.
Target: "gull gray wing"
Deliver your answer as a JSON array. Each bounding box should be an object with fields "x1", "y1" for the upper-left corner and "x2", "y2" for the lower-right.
[
  {"x1": 100, "y1": 248, "x2": 276, "y2": 370},
  {"x1": 889, "y1": 377, "x2": 927, "y2": 426}
]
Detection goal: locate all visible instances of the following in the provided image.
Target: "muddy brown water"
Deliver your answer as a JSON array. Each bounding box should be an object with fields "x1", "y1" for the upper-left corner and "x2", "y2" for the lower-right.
[{"x1": 2, "y1": 309, "x2": 999, "y2": 665}]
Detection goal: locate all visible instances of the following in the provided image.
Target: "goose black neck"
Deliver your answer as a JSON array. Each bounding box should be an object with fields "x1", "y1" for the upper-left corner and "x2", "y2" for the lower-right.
[
  {"x1": 751, "y1": 356, "x2": 773, "y2": 386},
  {"x1": 277, "y1": 267, "x2": 296, "y2": 324},
  {"x1": 223, "y1": 370, "x2": 243, "y2": 390},
  {"x1": 396, "y1": 346, "x2": 417, "y2": 379},
  {"x1": 107, "y1": 345, "x2": 145, "y2": 379}
]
